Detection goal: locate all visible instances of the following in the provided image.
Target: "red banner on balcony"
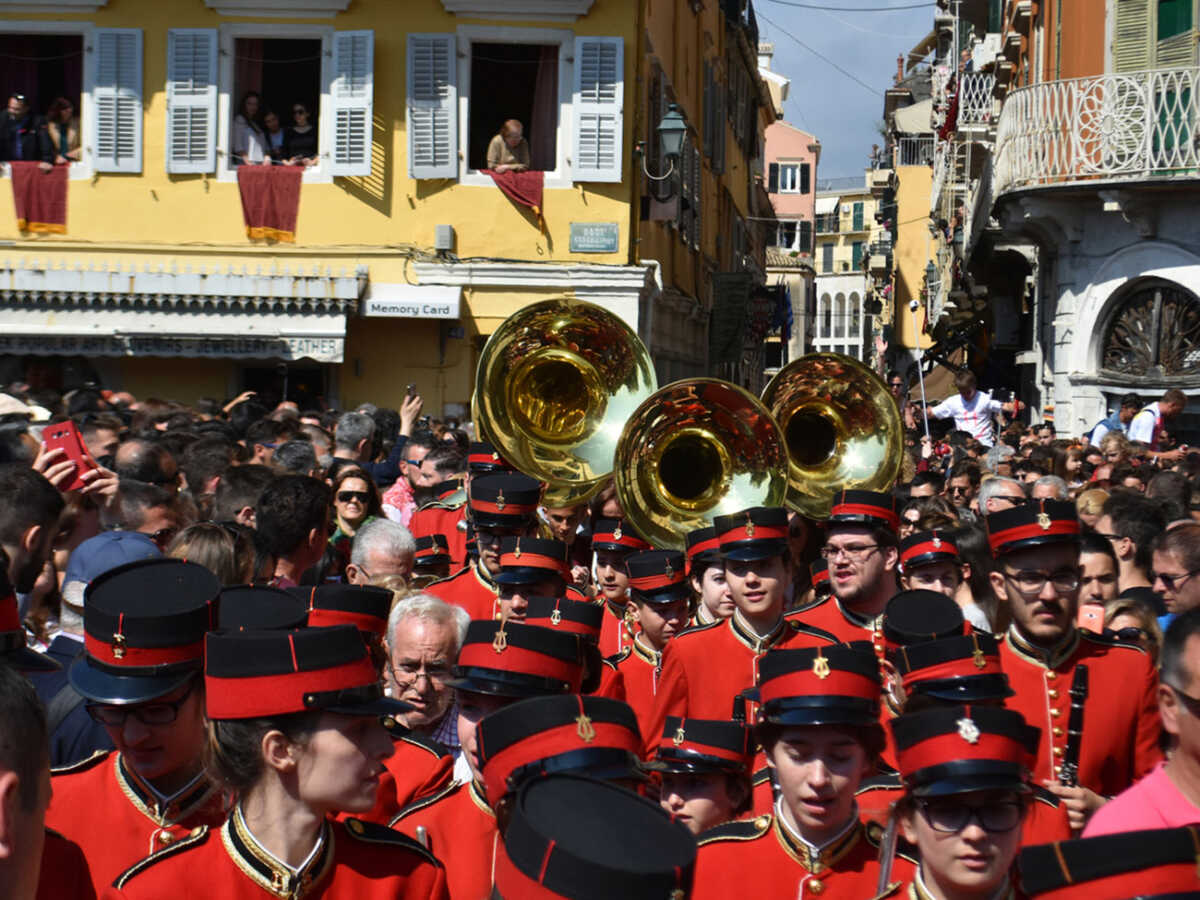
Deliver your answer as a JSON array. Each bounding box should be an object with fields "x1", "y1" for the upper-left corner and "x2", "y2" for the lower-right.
[
  {"x1": 487, "y1": 169, "x2": 543, "y2": 227},
  {"x1": 237, "y1": 165, "x2": 303, "y2": 242},
  {"x1": 10, "y1": 162, "x2": 67, "y2": 234}
]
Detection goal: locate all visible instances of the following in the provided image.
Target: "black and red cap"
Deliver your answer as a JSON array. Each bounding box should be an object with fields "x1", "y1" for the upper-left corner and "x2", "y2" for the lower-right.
[
  {"x1": 431, "y1": 479, "x2": 463, "y2": 501},
  {"x1": 204, "y1": 624, "x2": 408, "y2": 720},
  {"x1": 495, "y1": 537, "x2": 570, "y2": 586},
  {"x1": 468, "y1": 441, "x2": 516, "y2": 474},
  {"x1": 1018, "y1": 826, "x2": 1200, "y2": 899},
  {"x1": 882, "y1": 590, "x2": 966, "y2": 650},
  {"x1": 0, "y1": 587, "x2": 57, "y2": 672},
  {"x1": 495, "y1": 774, "x2": 695, "y2": 900},
  {"x1": 70, "y1": 558, "x2": 219, "y2": 705},
  {"x1": 470, "y1": 473, "x2": 541, "y2": 528},
  {"x1": 891, "y1": 705, "x2": 1037, "y2": 797},
  {"x1": 448, "y1": 620, "x2": 587, "y2": 698},
  {"x1": 524, "y1": 596, "x2": 604, "y2": 642},
  {"x1": 290, "y1": 584, "x2": 393, "y2": 638},
  {"x1": 477, "y1": 694, "x2": 643, "y2": 806},
  {"x1": 626, "y1": 550, "x2": 689, "y2": 605},
  {"x1": 829, "y1": 489, "x2": 900, "y2": 532},
  {"x1": 414, "y1": 534, "x2": 451, "y2": 568},
  {"x1": 685, "y1": 525, "x2": 721, "y2": 569},
  {"x1": 646, "y1": 717, "x2": 754, "y2": 776},
  {"x1": 217, "y1": 586, "x2": 308, "y2": 631},
  {"x1": 890, "y1": 631, "x2": 1013, "y2": 702},
  {"x1": 713, "y1": 506, "x2": 789, "y2": 562},
  {"x1": 590, "y1": 518, "x2": 651, "y2": 554},
  {"x1": 899, "y1": 530, "x2": 959, "y2": 572},
  {"x1": 986, "y1": 498, "x2": 1080, "y2": 557},
  {"x1": 757, "y1": 644, "x2": 881, "y2": 727},
  {"x1": 810, "y1": 557, "x2": 830, "y2": 588}
]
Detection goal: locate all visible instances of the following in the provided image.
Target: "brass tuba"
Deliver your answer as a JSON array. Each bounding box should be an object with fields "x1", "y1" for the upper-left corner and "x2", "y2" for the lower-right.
[
  {"x1": 614, "y1": 379, "x2": 789, "y2": 550},
  {"x1": 760, "y1": 353, "x2": 903, "y2": 520},
  {"x1": 472, "y1": 299, "x2": 658, "y2": 501}
]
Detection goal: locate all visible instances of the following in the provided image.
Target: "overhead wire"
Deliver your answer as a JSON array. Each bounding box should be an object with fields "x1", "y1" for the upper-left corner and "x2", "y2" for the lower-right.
[{"x1": 757, "y1": 10, "x2": 883, "y2": 97}]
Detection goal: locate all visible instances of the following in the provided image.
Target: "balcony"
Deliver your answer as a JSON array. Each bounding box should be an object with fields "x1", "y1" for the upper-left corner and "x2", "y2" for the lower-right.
[
  {"x1": 957, "y1": 72, "x2": 997, "y2": 130},
  {"x1": 896, "y1": 136, "x2": 935, "y2": 166},
  {"x1": 993, "y1": 67, "x2": 1200, "y2": 196},
  {"x1": 816, "y1": 213, "x2": 840, "y2": 234}
]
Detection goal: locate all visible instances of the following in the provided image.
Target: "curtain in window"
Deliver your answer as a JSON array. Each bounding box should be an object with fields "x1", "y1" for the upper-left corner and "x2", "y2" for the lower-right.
[
  {"x1": 235, "y1": 39, "x2": 264, "y2": 115},
  {"x1": 529, "y1": 45, "x2": 558, "y2": 171}
]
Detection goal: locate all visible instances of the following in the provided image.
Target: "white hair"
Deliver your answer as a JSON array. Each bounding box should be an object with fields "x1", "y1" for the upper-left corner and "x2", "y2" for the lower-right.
[
  {"x1": 1033, "y1": 475, "x2": 1069, "y2": 501},
  {"x1": 385, "y1": 592, "x2": 469, "y2": 653},
  {"x1": 351, "y1": 518, "x2": 415, "y2": 567},
  {"x1": 976, "y1": 476, "x2": 1025, "y2": 518}
]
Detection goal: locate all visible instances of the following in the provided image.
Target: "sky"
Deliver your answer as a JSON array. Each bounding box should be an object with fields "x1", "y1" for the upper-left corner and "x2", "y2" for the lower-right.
[{"x1": 754, "y1": 0, "x2": 937, "y2": 178}]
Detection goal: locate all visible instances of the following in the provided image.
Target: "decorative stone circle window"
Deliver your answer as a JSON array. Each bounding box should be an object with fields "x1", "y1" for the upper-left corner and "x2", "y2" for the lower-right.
[{"x1": 1101, "y1": 278, "x2": 1200, "y2": 381}]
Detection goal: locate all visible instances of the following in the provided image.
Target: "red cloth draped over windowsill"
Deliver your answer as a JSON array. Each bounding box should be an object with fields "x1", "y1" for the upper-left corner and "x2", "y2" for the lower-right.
[
  {"x1": 237, "y1": 165, "x2": 303, "y2": 242},
  {"x1": 486, "y1": 169, "x2": 544, "y2": 225},
  {"x1": 10, "y1": 161, "x2": 68, "y2": 234}
]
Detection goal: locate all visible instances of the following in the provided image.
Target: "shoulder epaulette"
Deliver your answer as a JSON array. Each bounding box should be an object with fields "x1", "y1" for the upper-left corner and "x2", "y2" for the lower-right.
[
  {"x1": 1030, "y1": 784, "x2": 1061, "y2": 808},
  {"x1": 605, "y1": 647, "x2": 632, "y2": 665},
  {"x1": 865, "y1": 821, "x2": 920, "y2": 864},
  {"x1": 392, "y1": 726, "x2": 451, "y2": 760},
  {"x1": 51, "y1": 749, "x2": 110, "y2": 776},
  {"x1": 697, "y1": 814, "x2": 771, "y2": 846},
  {"x1": 857, "y1": 771, "x2": 903, "y2": 793},
  {"x1": 388, "y1": 779, "x2": 462, "y2": 827},
  {"x1": 112, "y1": 826, "x2": 210, "y2": 888},
  {"x1": 751, "y1": 765, "x2": 770, "y2": 787},
  {"x1": 1080, "y1": 630, "x2": 1146, "y2": 653},
  {"x1": 419, "y1": 493, "x2": 466, "y2": 512},
  {"x1": 427, "y1": 566, "x2": 471, "y2": 588},
  {"x1": 867, "y1": 884, "x2": 904, "y2": 900},
  {"x1": 675, "y1": 619, "x2": 722, "y2": 639},
  {"x1": 342, "y1": 818, "x2": 442, "y2": 866},
  {"x1": 787, "y1": 619, "x2": 841, "y2": 644}
]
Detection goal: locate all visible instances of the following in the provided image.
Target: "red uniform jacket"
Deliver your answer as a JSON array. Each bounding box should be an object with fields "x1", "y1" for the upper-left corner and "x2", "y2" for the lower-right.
[
  {"x1": 606, "y1": 637, "x2": 662, "y2": 745},
  {"x1": 38, "y1": 829, "x2": 96, "y2": 900},
  {"x1": 390, "y1": 780, "x2": 497, "y2": 900},
  {"x1": 692, "y1": 813, "x2": 915, "y2": 900},
  {"x1": 426, "y1": 562, "x2": 499, "y2": 621},
  {"x1": 643, "y1": 614, "x2": 839, "y2": 757},
  {"x1": 45, "y1": 751, "x2": 228, "y2": 896},
  {"x1": 789, "y1": 596, "x2": 887, "y2": 654},
  {"x1": 598, "y1": 602, "x2": 634, "y2": 658},
  {"x1": 593, "y1": 658, "x2": 626, "y2": 702},
  {"x1": 998, "y1": 627, "x2": 1161, "y2": 796},
  {"x1": 409, "y1": 503, "x2": 469, "y2": 572},
  {"x1": 349, "y1": 728, "x2": 454, "y2": 827},
  {"x1": 101, "y1": 808, "x2": 447, "y2": 900}
]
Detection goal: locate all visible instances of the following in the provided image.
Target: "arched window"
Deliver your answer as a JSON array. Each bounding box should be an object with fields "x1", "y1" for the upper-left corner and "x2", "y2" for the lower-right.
[
  {"x1": 834, "y1": 292, "x2": 846, "y2": 338},
  {"x1": 1101, "y1": 278, "x2": 1200, "y2": 381},
  {"x1": 820, "y1": 293, "x2": 832, "y2": 338},
  {"x1": 848, "y1": 291, "x2": 861, "y2": 337}
]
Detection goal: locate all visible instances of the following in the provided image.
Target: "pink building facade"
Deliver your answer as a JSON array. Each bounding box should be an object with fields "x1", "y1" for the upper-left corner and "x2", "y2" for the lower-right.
[{"x1": 765, "y1": 121, "x2": 820, "y2": 255}]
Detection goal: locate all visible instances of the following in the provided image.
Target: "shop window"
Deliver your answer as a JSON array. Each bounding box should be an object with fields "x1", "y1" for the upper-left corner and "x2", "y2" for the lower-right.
[{"x1": 467, "y1": 42, "x2": 558, "y2": 171}]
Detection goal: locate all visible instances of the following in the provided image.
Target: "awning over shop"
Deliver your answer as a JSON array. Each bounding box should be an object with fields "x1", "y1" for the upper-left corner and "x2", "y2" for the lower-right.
[{"x1": 815, "y1": 196, "x2": 839, "y2": 215}]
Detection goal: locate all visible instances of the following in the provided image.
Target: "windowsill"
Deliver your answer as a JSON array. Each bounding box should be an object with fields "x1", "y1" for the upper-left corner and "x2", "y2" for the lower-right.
[
  {"x1": 216, "y1": 162, "x2": 332, "y2": 185},
  {"x1": 461, "y1": 168, "x2": 573, "y2": 189},
  {"x1": 0, "y1": 162, "x2": 94, "y2": 181}
]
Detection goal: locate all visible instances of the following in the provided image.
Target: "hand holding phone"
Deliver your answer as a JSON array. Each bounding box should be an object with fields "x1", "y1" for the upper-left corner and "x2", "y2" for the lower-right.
[{"x1": 41, "y1": 420, "x2": 96, "y2": 492}]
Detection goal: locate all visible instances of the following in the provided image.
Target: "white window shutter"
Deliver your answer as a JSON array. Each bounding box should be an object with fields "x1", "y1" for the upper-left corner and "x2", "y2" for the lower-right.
[
  {"x1": 165, "y1": 29, "x2": 216, "y2": 174},
  {"x1": 330, "y1": 30, "x2": 374, "y2": 177},
  {"x1": 92, "y1": 28, "x2": 142, "y2": 173},
  {"x1": 407, "y1": 34, "x2": 457, "y2": 180},
  {"x1": 572, "y1": 36, "x2": 623, "y2": 183}
]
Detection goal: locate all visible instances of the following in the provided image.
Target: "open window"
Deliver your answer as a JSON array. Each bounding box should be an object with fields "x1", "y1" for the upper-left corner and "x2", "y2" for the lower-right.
[
  {"x1": 467, "y1": 42, "x2": 558, "y2": 171},
  {"x1": 0, "y1": 32, "x2": 83, "y2": 149}
]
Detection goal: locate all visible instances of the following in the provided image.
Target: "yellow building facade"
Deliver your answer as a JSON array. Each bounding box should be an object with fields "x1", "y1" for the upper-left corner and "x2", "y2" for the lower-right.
[{"x1": 0, "y1": 0, "x2": 772, "y2": 412}]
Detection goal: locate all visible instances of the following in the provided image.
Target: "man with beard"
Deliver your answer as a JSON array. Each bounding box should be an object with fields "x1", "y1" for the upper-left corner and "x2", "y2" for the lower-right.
[
  {"x1": 986, "y1": 498, "x2": 1161, "y2": 833},
  {"x1": 0, "y1": 464, "x2": 65, "y2": 600}
]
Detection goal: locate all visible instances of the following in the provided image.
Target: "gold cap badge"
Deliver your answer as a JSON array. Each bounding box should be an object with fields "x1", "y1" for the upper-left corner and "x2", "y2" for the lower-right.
[
  {"x1": 956, "y1": 717, "x2": 981, "y2": 744},
  {"x1": 813, "y1": 650, "x2": 831, "y2": 680},
  {"x1": 576, "y1": 713, "x2": 596, "y2": 742},
  {"x1": 495, "y1": 490, "x2": 506, "y2": 511}
]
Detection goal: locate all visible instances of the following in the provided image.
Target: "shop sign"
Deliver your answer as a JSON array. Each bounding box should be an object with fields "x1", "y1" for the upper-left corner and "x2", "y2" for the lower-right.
[
  {"x1": 569, "y1": 222, "x2": 620, "y2": 253},
  {"x1": 0, "y1": 333, "x2": 344, "y2": 363},
  {"x1": 362, "y1": 284, "x2": 461, "y2": 319}
]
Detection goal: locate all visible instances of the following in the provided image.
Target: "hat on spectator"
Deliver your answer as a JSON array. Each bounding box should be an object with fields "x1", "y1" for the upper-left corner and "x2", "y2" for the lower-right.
[
  {"x1": 645, "y1": 717, "x2": 754, "y2": 776},
  {"x1": 476, "y1": 694, "x2": 643, "y2": 806},
  {"x1": 64, "y1": 531, "x2": 161, "y2": 590},
  {"x1": 899, "y1": 530, "x2": 959, "y2": 572},
  {"x1": 985, "y1": 498, "x2": 1080, "y2": 557},
  {"x1": 810, "y1": 558, "x2": 830, "y2": 590},
  {"x1": 882, "y1": 590, "x2": 966, "y2": 650},
  {"x1": 70, "y1": 558, "x2": 219, "y2": 705},
  {"x1": 447, "y1": 620, "x2": 587, "y2": 698},
  {"x1": 590, "y1": 518, "x2": 652, "y2": 554},
  {"x1": 891, "y1": 705, "x2": 1037, "y2": 797},
  {"x1": 685, "y1": 525, "x2": 722, "y2": 570},
  {"x1": 0, "y1": 394, "x2": 32, "y2": 419},
  {"x1": 757, "y1": 645, "x2": 881, "y2": 727},
  {"x1": 626, "y1": 550, "x2": 690, "y2": 605},
  {"x1": 829, "y1": 489, "x2": 900, "y2": 531},
  {"x1": 1018, "y1": 826, "x2": 1200, "y2": 899},
  {"x1": 890, "y1": 631, "x2": 1013, "y2": 702},
  {"x1": 713, "y1": 506, "x2": 789, "y2": 562},
  {"x1": 494, "y1": 774, "x2": 696, "y2": 900},
  {"x1": 470, "y1": 473, "x2": 540, "y2": 528},
  {"x1": 288, "y1": 584, "x2": 392, "y2": 638},
  {"x1": 0, "y1": 587, "x2": 57, "y2": 672},
  {"x1": 217, "y1": 585, "x2": 307, "y2": 631},
  {"x1": 494, "y1": 537, "x2": 570, "y2": 586},
  {"x1": 524, "y1": 596, "x2": 603, "y2": 642},
  {"x1": 468, "y1": 441, "x2": 515, "y2": 474},
  {"x1": 204, "y1": 624, "x2": 409, "y2": 720},
  {"x1": 413, "y1": 534, "x2": 451, "y2": 569}
]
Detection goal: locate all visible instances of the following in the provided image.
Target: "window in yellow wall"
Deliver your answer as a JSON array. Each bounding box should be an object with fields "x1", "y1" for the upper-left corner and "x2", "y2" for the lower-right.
[
  {"x1": 232, "y1": 38, "x2": 321, "y2": 166},
  {"x1": 468, "y1": 42, "x2": 559, "y2": 172},
  {"x1": 0, "y1": 33, "x2": 83, "y2": 163}
]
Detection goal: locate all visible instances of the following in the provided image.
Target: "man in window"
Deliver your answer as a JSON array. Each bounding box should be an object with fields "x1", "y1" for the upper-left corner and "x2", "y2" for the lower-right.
[
  {"x1": 486, "y1": 119, "x2": 530, "y2": 173},
  {"x1": 0, "y1": 93, "x2": 52, "y2": 167}
]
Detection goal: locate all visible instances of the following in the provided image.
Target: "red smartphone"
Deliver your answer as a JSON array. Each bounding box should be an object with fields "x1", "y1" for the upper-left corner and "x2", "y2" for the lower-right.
[
  {"x1": 41, "y1": 420, "x2": 96, "y2": 492},
  {"x1": 1077, "y1": 602, "x2": 1105, "y2": 633}
]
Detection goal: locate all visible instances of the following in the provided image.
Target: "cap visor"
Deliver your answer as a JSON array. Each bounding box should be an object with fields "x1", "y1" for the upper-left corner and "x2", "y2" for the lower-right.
[
  {"x1": 445, "y1": 671, "x2": 566, "y2": 699},
  {"x1": 910, "y1": 675, "x2": 1014, "y2": 702},
  {"x1": 493, "y1": 568, "x2": 554, "y2": 586},
  {"x1": 3, "y1": 646, "x2": 60, "y2": 673},
  {"x1": 721, "y1": 540, "x2": 788, "y2": 562},
  {"x1": 644, "y1": 757, "x2": 742, "y2": 776},
  {"x1": 911, "y1": 772, "x2": 1031, "y2": 798},
  {"x1": 68, "y1": 656, "x2": 198, "y2": 705}
]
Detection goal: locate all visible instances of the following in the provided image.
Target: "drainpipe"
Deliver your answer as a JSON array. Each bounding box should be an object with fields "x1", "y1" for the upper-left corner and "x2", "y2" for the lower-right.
[{"x1": 639, "y1": 257, "x2": 663, "y2": 353}]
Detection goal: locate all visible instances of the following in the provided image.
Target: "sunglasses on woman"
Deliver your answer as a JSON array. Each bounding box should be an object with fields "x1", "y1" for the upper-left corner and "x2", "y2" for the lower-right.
[{"x1": 337, "y1": 490, "x2": 370, "y2": 503}]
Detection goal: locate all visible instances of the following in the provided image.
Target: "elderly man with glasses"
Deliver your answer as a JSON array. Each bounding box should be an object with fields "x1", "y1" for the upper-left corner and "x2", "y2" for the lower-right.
[{"x1": 985, "y1": 499, "x2": 1162, "y2": 835}]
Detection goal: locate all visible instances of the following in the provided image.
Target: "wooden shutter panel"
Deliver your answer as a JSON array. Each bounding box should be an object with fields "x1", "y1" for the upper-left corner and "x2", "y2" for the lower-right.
[
  {"x1": 407, "y1": 34, "x2": 457, "y2": 180},
  {"x1": 92, "y1": 28, "x2": 142, "y2": 173},
  {"x1": 800, "y1": 219, "x2": 812, "y2": 252},
  {"x1": 1113, "y1": 0, "x2": 1153, "y2": 72},
  {"x1": 331, "y1": 30, "x2": 374, "y2": 177},
  {"x1": 573, "y1": 36, "x2": 623, "y2": 183},
  {"x1": 713, "y1": 71, "x2": 725, "y2": 174},
  {"x1": 691, "y1": 142, "x2": 701, "y2": 250},
  {"x1": 800, "y1": 162, "x2": 810, "y2": 194},
  {"x1": 165, "y1": 29, "x2": 216, "y2": 174},
  {"x1": 767, "y1": 162, "x2": 779, "y2": 193}
]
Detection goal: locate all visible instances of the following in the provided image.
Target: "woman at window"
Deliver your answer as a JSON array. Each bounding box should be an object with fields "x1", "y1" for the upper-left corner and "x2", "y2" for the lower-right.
[
  {"x1": 45, "y1": 97, "x2": 80, "y2": 164},
  {"x1": 486, "y1": 119, "x2": 530, "y2": 173},
  {"x1": 284, "y1": 102, "x2": 318, "y2": 167},
  {"x1": 232, "y1": 91, "x2": 268, "y2": 166},
  {"x1": 261, "y1": 109, "x2": 286, "y2": 164}
]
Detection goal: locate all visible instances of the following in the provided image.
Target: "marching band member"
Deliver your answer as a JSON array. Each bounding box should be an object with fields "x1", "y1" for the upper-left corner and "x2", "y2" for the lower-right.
[
  {"x1": 590, "y1": 518, "x2": 652, "y2": 656},
  {"x1": 685, "y1": 526, "x2": 733, "y2": 626},
  {"x1": 646, "y1": 716, "x2": 755, "y2": 835}
]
